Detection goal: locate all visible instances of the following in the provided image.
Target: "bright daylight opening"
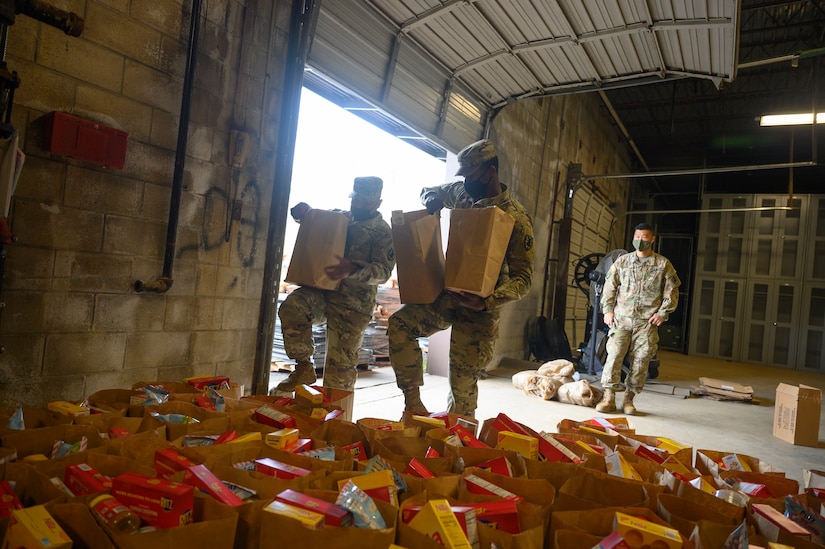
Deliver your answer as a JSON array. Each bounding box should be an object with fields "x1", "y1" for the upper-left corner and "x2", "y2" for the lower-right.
[
  {"x1": 280, "y1": 87, "x2": 451, "y2": 282},
  {"x1": 271, "y1": 87, "x2": 452, "y2": 382}
]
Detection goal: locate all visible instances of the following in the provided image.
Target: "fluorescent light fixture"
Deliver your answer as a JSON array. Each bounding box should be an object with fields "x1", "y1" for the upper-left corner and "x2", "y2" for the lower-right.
[{"x1": 759, "y1": 112, "x2": 825, "y2": 126}]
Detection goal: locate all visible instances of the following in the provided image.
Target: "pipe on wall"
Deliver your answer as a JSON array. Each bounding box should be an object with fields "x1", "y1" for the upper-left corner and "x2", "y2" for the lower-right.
[{"x1": 134, "y1": 0, "x2": 202, "y2": 293}]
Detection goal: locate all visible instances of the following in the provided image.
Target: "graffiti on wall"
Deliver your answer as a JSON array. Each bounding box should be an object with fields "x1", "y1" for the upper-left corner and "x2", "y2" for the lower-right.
[{"x1": 180, "y1": 175, "x2": 262, "y2": 269}]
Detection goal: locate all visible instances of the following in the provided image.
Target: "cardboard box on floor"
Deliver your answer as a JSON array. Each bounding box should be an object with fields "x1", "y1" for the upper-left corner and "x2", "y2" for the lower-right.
[{"x1": 773, "y1": 383, "x2": 822, "y2": 447}]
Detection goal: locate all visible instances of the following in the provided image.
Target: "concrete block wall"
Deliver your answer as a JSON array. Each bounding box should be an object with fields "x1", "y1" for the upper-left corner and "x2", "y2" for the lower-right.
[
  {"x1": 0, "y1": 0, "x2": 291, "y2": 407},
  {"x1": 489, "y1": 93, "x2": 631, "y2": 366}
]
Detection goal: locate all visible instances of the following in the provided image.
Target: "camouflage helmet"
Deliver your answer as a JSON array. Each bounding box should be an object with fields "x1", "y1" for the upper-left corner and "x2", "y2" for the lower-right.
[
  {"x1": 350, "y1": 176, "x2": 383, "y2": 202},
  {"x1": 456, "y1": 139, "x2": 496, "y2": 176}
]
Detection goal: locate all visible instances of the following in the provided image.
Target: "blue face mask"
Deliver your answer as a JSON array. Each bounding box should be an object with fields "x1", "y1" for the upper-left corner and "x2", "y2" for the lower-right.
[{"x1": 633, "y1": 239, "x2": 652, "y2": 252}]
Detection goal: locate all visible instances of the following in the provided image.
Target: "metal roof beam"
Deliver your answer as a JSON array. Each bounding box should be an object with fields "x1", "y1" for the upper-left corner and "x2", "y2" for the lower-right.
[{"x1": 398, "y1": 0, "x2": 478, "y2": 34}]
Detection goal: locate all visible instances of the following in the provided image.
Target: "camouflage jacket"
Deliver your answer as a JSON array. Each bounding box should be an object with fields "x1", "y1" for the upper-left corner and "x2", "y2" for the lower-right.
[
  {"x1": 327, "y1": 211, "x2": 395, "y2": 314},
  {"x1": 421, "y1": 181, "x2": 534, "y2": 311},
  {"x1": 601, "y1": 251, "x2": 681, "y2": 327}
]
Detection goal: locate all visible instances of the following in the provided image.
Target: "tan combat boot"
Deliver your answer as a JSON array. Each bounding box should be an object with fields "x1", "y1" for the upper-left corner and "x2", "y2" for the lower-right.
[
  {"x1": 403, "y1": 387, "x2": 429, "y2": 415},
  {"x1": 274, "y1": 360, "x2": 316, "y2": 393},
  {"x1": 595, "y1": 389, "x2": 616, "y2": 413},
  {"x1": 622, "y1": 390, "x2": 637, "y2": 415}
]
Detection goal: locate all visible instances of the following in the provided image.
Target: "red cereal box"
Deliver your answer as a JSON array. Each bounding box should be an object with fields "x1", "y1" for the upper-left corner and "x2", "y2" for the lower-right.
[
  {"x1": 425, "y1": 446, "x2": 441, "y2": 458},
  {"x1": 463, "y1": 474, "x2": 522, "y2": 502},
  {"x1": 325, "y1": 409, "x2": 345, "y2": 421},
  {"x1": 0, "y1": 480, "x2": 23, "y2": 518},
  {"x1": 475, "y1": 456, "x2": 513, "y2": 477},
  {"x1": 285, "y1": 438, "x2": 313, "y2": 454},
  {"x1": 490, "y1": 413, "x2": 530, "y2": 437},
  {"x1": 64, "y1": 463, "x2": 111, "y2": 496},
  {"x1": 403, "y1": 458, "x2": 435, "y2": 479},
  {"x1": 449, "y1": 424, "x2": 488, "y2": 448},
  {"x1": 275, "y1": 489, "x2": 352, "y2": 527},
  {"x1": 108, "y1": 426, "x2": 132, "y2": 439},
  {"x1": 462, "y1": 499, "x2": 520, "y2": 534},
  {"x1": 254, "y1": 458, "x2": 311, "y2": 480},
  {"x1": 182, "y1": 464, "x2": 243, "y2": 506},
  {"x1": 154, "y1": 448, "x2": 198, "y2": 479},
  {"x1": 184, "y1": 375, "x2": 230, "y2": 390},
  {"x1": 112, "y1": 472, "x2": 194, "y2": 529},
  {"x1": 341, "y1": 441, "x2": 368, "y2": 461},
  {"x1": 253, "y1": 405, "x2": 297, "y2": 429}
]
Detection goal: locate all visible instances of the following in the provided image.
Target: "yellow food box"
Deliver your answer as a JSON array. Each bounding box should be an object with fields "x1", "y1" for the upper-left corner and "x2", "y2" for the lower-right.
[
  {"x1": 575, "y1": 440, "x2": 601, "y2": 454},
  {"x1": 688, "y1": 476, "x2": 717, "y2": 495},
  {"x1": 408, "y1": 499, "x2": 472, "y2": 549},
  {"x1": 295, "y1": 384, "x2": 324, "y2": 404},
  {"x1": 614, "y1": 511, "x2": 682, "y2": 549},
  {"x1": 265, "y1": 428, "x2": 300, "y2": 449},
  {"x1": 496, "y1": 431, "x2": 538, "y2": 460},
  {"x1": 442, "y1": 434, "x2": 463, "y2": 447},
  {"x1": 5, "y1": 505, "x2": 73, "y2": 548},
  {"x1": 337, "y1": 470, "x2": 398, "y2": 506},
  {"x1": 264, "y1": 500, "x2": 324, "y2": 529},
  {"x1": 412, "y1": 415, "x2": 447, "y2": 427},
  {"x1": 656, "y1": 437, "x2": 690, "y2": 454},
  {"x1": 661, "y1": 455, "x2": 694, "y2": 477},
  {"x1": 228, "y1": 431, "x2": 262, "y2": 444},
  {"x1": 605, "y1": 450, "x2": 643, "y2": 481},
  {"x1": 309, "y1": 407, "x2": 327, "y2": 419},
  {"x1": 47, "y1": 400, "x2": 90, "y2": 417}
]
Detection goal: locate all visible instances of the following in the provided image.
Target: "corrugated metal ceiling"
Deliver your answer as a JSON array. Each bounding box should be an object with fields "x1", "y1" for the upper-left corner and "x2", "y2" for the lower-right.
[
  {"x1": 383, "y1": 0, "x2": 738, "y2": 105},
  {"x1": 308, "y1": 0, "x2": 824, "y2": 187},
  {"x1": 308, "y1": 0, "x2": 739, "y2": 156}
]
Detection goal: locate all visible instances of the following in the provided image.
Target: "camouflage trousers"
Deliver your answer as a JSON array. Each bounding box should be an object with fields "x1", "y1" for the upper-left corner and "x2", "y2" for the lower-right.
[
  {"x1": 388, "y1": 292, "x2": 499, "y2": 416},
  {"x1": 600, "y1": 320, "x2": 659, "y2": 392},
  {"x1": 278, "y1": 287, "x2": 371, "y2": 391}
]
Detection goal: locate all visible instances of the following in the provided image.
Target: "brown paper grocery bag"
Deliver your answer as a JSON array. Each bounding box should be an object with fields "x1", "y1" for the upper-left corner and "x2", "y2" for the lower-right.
[
  {"x1": 47, "y1": 502, "x2": 115, "y2": 548},
  {"x1": 445, "y1": 206, "x2": 514, "y2": 297},
  {"x1": 554, "y1": 467, "x2": 657, "y2": 511},
  {"x1": 259, "y1": 489, "x2": 397, "y2": 548},
  {"x1": 391, "y1": 209, "x2": 445, "y2": 304},
  {"x1": 1, "y1": 424, "x2": 105, "y2": 459},
  {"x1": 285, "y1": 209, "x2": 348, "y2": 290},
  {"x1": 109, "y1": 495, "x2": 238, "y2": 549}
]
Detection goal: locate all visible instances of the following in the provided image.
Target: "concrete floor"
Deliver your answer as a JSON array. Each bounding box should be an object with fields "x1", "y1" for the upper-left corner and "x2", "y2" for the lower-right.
[{"x1": 269, "y1": 350, "x2": 825, "y2": 485}]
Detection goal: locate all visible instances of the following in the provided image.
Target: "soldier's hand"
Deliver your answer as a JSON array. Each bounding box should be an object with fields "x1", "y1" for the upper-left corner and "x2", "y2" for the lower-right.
[
  {"x1": 603, "y1": 312, "x2": 614, "y2": 327},
  {"x1": 424, "y1": 194, "x2": 444, "y2": 215},
  {"x1": 325, "y1": 255, "x2": 357, "y2": 281},
  {"x1": 290, "y1": 202, "x2": 311, "y2": 222},
  {"x1": 648, "y1": 313, "x2": 664, "y2": 326},
  {"x1": 446, "y1": 290, "x2": 486, "y2": 311}
]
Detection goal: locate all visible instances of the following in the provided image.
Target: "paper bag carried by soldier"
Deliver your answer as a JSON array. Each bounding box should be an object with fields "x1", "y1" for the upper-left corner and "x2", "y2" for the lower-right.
[
  {"x1": 391, "y1": 209, "x2": 445, "y2": 304},
  {"x1": 285, "y1": 209, "x2": 348, "y2": 291},
  {"x1": 445, "y1": 206, "x2": 514, "y2": 297}
]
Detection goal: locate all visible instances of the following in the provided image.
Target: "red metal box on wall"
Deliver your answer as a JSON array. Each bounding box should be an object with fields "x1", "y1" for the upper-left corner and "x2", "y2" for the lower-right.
[{"x1": 45, "y1": 111, "x2": 128, "y2": 169}]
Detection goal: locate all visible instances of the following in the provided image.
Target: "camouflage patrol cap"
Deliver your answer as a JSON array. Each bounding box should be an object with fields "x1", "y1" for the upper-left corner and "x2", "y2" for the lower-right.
[
  {"x1": 456, "y1": 139, "x2": 496, "y2": 176},
  {"x1": 350, "y1": 176, "x2": 383, "y2": 201}
]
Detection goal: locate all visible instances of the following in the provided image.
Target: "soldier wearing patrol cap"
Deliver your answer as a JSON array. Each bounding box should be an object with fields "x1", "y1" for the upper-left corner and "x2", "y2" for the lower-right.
[
  {"x1": 275, "y1": 176, "x2": 395, "y2": 393},
  {"x1": 388, "y1": 139, "x2": 535, "y2": 417}
]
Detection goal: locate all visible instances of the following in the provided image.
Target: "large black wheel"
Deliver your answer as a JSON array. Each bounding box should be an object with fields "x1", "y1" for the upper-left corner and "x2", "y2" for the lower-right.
[{"x1": 572, "y1": 253, "x2": 604, "y2": 297}]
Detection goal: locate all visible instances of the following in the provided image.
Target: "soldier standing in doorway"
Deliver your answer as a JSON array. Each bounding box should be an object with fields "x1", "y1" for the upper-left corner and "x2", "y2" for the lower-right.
[{"x1": 275, "y1": 176, "x2": 395, "y2": 393}]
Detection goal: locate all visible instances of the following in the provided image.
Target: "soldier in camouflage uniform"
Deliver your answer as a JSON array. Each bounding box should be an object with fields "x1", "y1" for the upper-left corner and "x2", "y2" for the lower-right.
[
  {"x1": 275, "y1": 176, "x2": 395, "y2": 393},
  {"x1": 596, "y1": 223, "x2": 680, "y2": 415},
  {"x1": 389, "y1": 139, "x2": 534, "y2": 418}
]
